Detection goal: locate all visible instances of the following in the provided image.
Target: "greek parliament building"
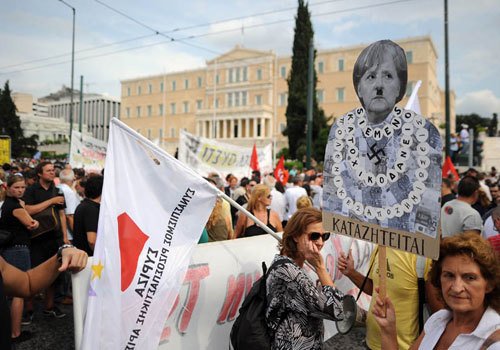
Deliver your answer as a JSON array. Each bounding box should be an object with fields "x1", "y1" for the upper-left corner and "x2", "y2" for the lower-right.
[{"x1": 120, "y1": 36, "x2": 455, "y2": 155}]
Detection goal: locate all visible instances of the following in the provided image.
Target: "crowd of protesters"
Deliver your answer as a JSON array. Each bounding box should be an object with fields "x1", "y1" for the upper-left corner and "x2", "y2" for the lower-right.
[
  {"x1": 0, "y1": 159, "x2": 101, "y2": 346},
  {"x1": 1, "y1": 157, "x2": 499, "y2": 349}
]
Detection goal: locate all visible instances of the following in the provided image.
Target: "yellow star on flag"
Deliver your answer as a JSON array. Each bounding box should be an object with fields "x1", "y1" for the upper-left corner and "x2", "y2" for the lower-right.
[{"x1": 91, "y1": 260, "x2": 104, "y2": 281}]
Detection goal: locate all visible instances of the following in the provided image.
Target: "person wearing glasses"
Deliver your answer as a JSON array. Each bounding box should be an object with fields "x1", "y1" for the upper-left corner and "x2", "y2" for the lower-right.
[
  {"x1": 234, "y1": 184, "x2": 283, "y2": 238},
  {"x1": 265, "y1": 207, "x2": 344, "y2": 350}
]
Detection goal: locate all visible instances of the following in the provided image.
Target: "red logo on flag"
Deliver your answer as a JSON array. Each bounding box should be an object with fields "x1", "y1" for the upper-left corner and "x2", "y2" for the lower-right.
[
  {"x1": 117, "y1": 213, "x2": 149, "y2": 292},
  {"x1": 274, "y1": 155, "x2": 289, "y2": 185}
]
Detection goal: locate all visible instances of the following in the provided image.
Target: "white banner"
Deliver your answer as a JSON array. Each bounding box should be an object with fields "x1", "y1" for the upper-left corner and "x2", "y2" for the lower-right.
[
  {"x1": 81, "y1": 118, "x2": 218, "y2": 349},
  {"x1": 74, "y1": 234, "x2": 373, "y2": 349},
  {"x1": 69, "y1": 131, "x2": 107, "y2": 171},
  {"x1": 178, "y1": 129, "x2": 273, "y2": 179}
]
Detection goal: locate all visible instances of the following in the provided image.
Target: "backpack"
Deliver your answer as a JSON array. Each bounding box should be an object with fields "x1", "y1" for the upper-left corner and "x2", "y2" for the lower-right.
[{"x1": 230, "y1": 259, "x2": 289, "y2": 350}]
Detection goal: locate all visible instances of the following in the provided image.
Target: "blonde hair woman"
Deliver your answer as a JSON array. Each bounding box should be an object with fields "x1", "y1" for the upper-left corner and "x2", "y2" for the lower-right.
[
  {"x1": 235, "y1": 184, "x2": 283, "y2": 238},
  {"x1": 296, "y1": 195, "x2": 313, "y2": 210}
]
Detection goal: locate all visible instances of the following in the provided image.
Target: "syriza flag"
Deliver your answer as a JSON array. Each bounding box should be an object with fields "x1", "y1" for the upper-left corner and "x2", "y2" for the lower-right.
[{"x1": 81, "y1": 119, "x2": 218, "y2": 349}]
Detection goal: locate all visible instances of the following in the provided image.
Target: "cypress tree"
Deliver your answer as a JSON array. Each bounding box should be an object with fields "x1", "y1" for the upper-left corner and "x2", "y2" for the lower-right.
[
  {"x1": 0, "y1": 81, "x2": 37, "y2": 158},
  {"x1": 283, "y1": 0, "x2": 328, "y2": 161}
]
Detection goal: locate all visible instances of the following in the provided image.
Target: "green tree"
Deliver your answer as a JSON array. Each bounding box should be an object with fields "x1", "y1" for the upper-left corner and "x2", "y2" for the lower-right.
[
  {"x1": 0, "y1": 81, "x2": 38, "y2": 158},
  {"x1": 488, "y1": 113, "x2": 498, "y2": 137},
  {"x1": 283, "y1": 0, "x2": 328, "y2": 160}
]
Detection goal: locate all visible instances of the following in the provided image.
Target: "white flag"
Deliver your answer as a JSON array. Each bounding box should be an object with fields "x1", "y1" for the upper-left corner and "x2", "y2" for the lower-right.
[
  {"x1": 405, "y1": 80, "x2": 422, "y2": 114},
  {"x1": 81, "y1": 118, "x2": 218, "y2": 349}
]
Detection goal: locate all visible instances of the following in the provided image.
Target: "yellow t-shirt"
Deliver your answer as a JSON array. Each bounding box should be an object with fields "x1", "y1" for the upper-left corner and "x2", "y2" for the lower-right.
[{"x1": 365, "y1": 247, "x2": 431, "y2": 350}]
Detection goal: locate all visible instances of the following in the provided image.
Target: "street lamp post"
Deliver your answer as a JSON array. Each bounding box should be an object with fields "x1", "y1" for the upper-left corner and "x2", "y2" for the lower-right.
[{"x1": 59, "y1": 0, "x2": 75, "y2": 152}]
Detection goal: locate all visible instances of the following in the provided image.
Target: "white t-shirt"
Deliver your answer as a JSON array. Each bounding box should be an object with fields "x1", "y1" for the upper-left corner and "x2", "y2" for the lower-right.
[
  {"x1": 460, "y1": 128, "x2": 470, "y2": 142},
  {"x1": 284, "y1": 186, "x2": 307, "y2": 220},
  {"x1": 58, "y1": 183, "x2": 81, "y2": 240},
  {"x1": 441, "y1": 199, "x2": 483, "y2": 237},
  {"x1": 270, "y1": 188, "x2": 286, "y2": 222},
  {"x1": 420, "y1": 307, "x2": 500, "y2": 349}
]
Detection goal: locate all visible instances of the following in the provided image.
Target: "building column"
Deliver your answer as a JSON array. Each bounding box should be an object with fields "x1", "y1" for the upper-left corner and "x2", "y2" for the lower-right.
[
  {"x1": 244, "y1": 118, "x2": 249, "y2": 138},
  {"x1": 238, "y1": 118, "x2": 242, "y2": 138},
  {"x1": 229, "y1": 119, "x2": 234, "y2": 138},
  {"x1": 260, "y1": 117, "x2": 265, "y2": 138},
  {"x1": 221, "y1": 120, "x2": 226, "y2": 139},
  {"x1": 253, "y1": 117, "x2": 258, "y2": 138}
]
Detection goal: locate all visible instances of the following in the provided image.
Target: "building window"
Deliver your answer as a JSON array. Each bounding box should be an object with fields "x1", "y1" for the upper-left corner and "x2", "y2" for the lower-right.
[
  {"x1": 337, "y1": 88, "x2": 345, "y2": 102},
  {"x1": 160, "y1": 82, "x2": 164, "y2": 93},
  {"x1": 235, "y1": 68, "x2": 241, "y2": 82},
  {"x1": 279, "y1": 93, "x2": 287, "y2": 106},
  {"x1": 242, "y1": 91, "x2": 247, "y2": 106},
  {"x1": 147, "y1": 129, "x2": 152, "y2": 139},
  {"x1": 183, "y1": 101, "x2": 189, "y2": 113},
  {"x1": 280, "y1": 123, "x2": 286, "y2": 132},
  {"x1": 184, "y1": 79, "x2": 189, "y2": 89},
  {"x1": 338, "y1": 59, "x2": 344, "y2": 72},
  {"x1": 148, "y1": 84, "x2": 152, "y2": 94},
  {"x1": 136, "y1": 106, "x2": 141, "y2": 117},
  {"x1": 197, "y1": 77, "x2": 202, "y2": 88},
  {"x1": 159, "y1": 128, "x2": 163, "y2": 143},
  {"x1": 257, "y1": 122, "x2": 262, "y2": 137},
  {"x1": 228, "y1": 68, "x2": 233, "y2": 83},
  {"x1": 406, "y1": 81, "x2": 414, "y2": 97},
  {"x1": 255, "y1": 95, "x2": 262, "y2": 105},
  {"x1": 406, "y1": 51, "x2": 413, "y2": 64},
  {"x1": 196, "y1": 100, "x2": 202, "y2": 110},
  {"x1": 159, "y1": 104, "x2": 164, "y2": 116},
  {"x1": 127, "y1": 87, "x2": 131, "y2": 96},
  {"x1": 318, "y1": 61, "x2": 324, "y2": 74},
  {"x1": 137, "y1": 128, "x2": 141, "y2": 134},
  {"x1": 256, "y1": 68, "x2": 262, "y2": 81},
  {"x1": 137, "y1": 86, "x2": 142, "y2": 95},
  {"x1": 216, "y1": 74, "x2": 220, "y2": 84},
  {"x1": 280, "y1": 66, "x2": 286, "y2": 78},
  {"x1": 317, "y1": 90, "x2": 324, "y2": 103},
  {"x1": 215, "y1": 98, "x2": 219, "y2": 108},
  {"x1": 170, "y1": 128, "x2": 175, "y2": 138},
  {"x1": 227, "y1": 93, "x2": 233, "y2": 107},
  {"x1": 170, "y1": 103, "x2": 176, "y2": 115},
  {"x1": 242, "y1": 67, "x2": 248, "y2": 81},
  {"x1": 126, "y1": 107, "x2": 130, "y2": 118},
  {"x1": 147, "y1": 105, "x2": 152, "y2": 117},
  {"x1": 172, "y1": 81, "x2": 176, "y2": 91}
]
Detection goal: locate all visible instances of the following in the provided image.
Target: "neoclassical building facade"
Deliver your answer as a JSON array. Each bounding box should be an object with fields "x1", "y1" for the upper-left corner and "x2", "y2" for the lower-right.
[{"x1": 120, "y1": 36, "x2": 455, "y2": 155}]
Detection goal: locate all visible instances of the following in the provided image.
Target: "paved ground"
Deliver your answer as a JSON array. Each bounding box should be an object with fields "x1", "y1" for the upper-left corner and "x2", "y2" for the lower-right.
[{"x1": 15, "y1": 301, "x2": 367, "y2": 350}]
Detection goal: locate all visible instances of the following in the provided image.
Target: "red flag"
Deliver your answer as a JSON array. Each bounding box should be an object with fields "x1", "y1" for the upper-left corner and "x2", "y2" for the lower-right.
[
  {"x1": 250, "y1": 144, "x2": 260, "y2": 171},
  {"x1": 274, "y1": 155, "x2": 289, "y2": 185},
  {"x1": 442, "y1": 156, "x2": 459, "y2": 181}
]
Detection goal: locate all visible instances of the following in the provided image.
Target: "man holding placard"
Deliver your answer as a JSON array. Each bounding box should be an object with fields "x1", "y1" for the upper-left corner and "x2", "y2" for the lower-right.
[{"x1": 323, "y1": 40, "x2": 443, "y2": 350}]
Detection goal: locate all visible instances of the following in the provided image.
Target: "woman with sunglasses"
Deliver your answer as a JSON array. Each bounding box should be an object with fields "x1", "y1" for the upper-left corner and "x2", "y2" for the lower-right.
[
  {"x1": 235, "y1": 184, "x2": 283, "y2": 238},
  {"x1": 265, "y1": 207, "x2": 344, "y2": 350}
]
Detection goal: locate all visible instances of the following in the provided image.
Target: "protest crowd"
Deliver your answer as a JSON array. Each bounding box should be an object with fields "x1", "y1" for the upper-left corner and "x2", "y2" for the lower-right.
[{"x1": 0, "y1": 154, "x2": 499, "y2": 349}]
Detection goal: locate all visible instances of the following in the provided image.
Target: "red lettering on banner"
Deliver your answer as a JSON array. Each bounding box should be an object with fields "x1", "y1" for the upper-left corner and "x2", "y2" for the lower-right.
[
  {"x1": 160, "y1": 263, "x2": 210, "y2": 340},
  {"x1": 217, "y1": 272, "x2": 247, "y2": 324}
]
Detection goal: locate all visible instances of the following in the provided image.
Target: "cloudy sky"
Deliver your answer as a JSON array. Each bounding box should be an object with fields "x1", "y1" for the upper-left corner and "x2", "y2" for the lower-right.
[{"x1": 1, "y1": 0, "x2": 499, "y2": 117}]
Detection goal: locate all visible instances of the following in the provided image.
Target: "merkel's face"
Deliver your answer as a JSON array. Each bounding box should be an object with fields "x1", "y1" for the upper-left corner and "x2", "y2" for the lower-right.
[
  {"x1": 440, "y1": 255, "x2": 492, "y2": 314},
  {"x1": 357, "y1": 52, "x2": 400, "y2": 122}
]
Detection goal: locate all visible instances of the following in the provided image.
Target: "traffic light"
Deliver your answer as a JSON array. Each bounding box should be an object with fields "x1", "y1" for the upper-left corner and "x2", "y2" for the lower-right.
[{"x1": 473, "y1": 139, "x2": 484, "y2": 167}]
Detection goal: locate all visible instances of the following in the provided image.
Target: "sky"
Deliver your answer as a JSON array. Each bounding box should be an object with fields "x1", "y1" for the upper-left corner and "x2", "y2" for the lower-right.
[{"x1": 1, "y1": 0, "x2": 499, "y2": 118}]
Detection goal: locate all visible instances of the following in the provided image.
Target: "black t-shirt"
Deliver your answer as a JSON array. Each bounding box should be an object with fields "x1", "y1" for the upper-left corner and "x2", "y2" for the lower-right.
[
  {"x1": 0, "y1": 196, "x2": 31, "y2": 246},
  {"x1": 23, "y1": 182, "x2": 65, "y2": 241},
  {"x1": 73, "y1": 198, "x2": 100, "y2": 256},
  {"x1": 0, "y1": 272, "x2": 11, "y2": 350}
]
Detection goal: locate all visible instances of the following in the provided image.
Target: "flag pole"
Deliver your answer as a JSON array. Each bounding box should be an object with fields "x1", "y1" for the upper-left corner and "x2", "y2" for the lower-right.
[{"x1": 216, "y1": 190, "x2": 320, "y2": 273}]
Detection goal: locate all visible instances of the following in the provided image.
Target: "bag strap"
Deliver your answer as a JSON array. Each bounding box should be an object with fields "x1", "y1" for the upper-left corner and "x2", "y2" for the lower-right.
[
  {"x1": 416, "y1": 255, "x2": 427, "y2": 333},
  {"x1": 356, "y1": 247, "x2": 378, "y2": 301},
  {"x1": 480, "y1": 329, "x2": 500, "y2": 350}
]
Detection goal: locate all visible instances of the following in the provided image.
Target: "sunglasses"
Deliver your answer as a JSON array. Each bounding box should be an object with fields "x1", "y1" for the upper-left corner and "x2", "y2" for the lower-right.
[
  {"x1": 266, "y1": 194, "x2": 272, "y2": 199},
  {"x1": 308, "y1": 231, "x2": 331, "y2": 242}
]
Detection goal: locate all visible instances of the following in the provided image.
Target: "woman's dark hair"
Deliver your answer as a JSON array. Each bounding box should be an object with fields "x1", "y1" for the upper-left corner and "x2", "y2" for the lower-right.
[
  {"x1": 279, "y1": 207, "x2": 322, "y2": 260},
  {"x1": 429, "y1": 232, "x2": 500, "y2": 312}
]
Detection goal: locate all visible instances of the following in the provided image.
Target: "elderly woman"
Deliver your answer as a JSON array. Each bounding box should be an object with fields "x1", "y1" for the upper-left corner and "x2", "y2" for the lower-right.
[
  {"x1": 265, "y1": 208, "x2": 344, "y2": 349},
  {"x1": 235, "y1": 184, "x2": 283, "y2": 238},
  {"x1": 372, "y1": 232, "x2": 500, "y2": 349}
]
